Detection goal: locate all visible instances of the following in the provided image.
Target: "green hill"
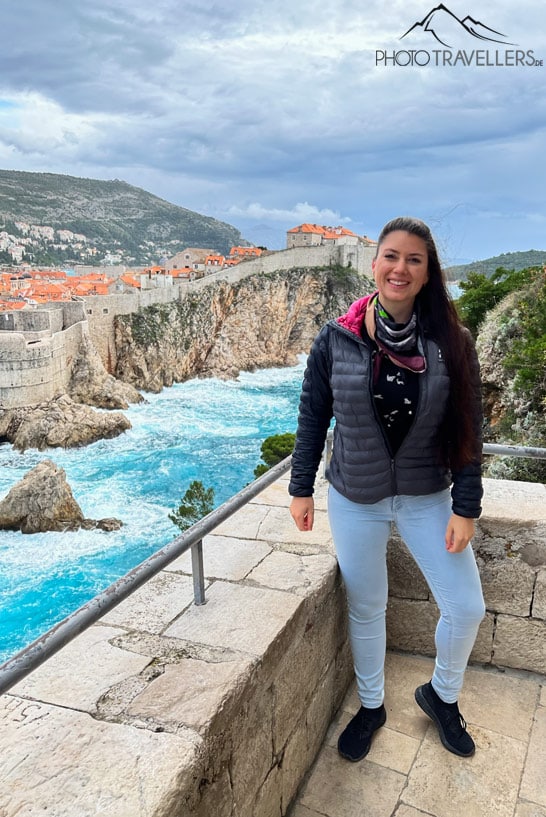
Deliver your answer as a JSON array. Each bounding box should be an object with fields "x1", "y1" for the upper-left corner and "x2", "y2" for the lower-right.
[
  {"x1": 0, "y1": 169, "x2": 246, "y2": 265},
  {"x1": 446, "y1": 250, "x2": 546, "y2": 281}
]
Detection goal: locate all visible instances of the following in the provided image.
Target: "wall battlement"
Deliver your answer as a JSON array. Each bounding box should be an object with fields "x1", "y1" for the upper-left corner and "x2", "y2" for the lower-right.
[
  {"x1": 0, "y1": 245, "x2": 375, "y2": 405},
  {"x1": 0, "y1": 303, "x2": 87, "y2": 408}
]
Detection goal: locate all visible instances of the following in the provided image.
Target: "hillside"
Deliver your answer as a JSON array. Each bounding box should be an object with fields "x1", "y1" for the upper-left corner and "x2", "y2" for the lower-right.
[
  {"x1": 445, "y1": 250, "x2": 546, "y2": 281},
  {"x1": 0, "y1": 169, "x2": 246, "y2": 266}
]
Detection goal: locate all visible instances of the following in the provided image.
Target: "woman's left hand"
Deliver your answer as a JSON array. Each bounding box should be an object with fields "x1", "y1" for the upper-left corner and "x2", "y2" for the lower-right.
[{"x1": 445, "y1": 514, "x2": 475, "y2": 553}]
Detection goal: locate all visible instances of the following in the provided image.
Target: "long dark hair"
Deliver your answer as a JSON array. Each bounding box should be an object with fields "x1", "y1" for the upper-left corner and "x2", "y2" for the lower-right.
[{"x1": 376, "y1": 217, "x2": 481, "y2": 469}]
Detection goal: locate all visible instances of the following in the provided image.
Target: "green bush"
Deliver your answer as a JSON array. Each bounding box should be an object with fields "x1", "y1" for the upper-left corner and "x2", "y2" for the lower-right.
[
  {"x1": 456, "y1": 266, "x2": 540, "y2": 336},
  {"x1": 254, "y1": 432, "x2": 295, "y2": 478},
  {"x1": 169, "y1": 480, "x2": 215, "y2": 532}
]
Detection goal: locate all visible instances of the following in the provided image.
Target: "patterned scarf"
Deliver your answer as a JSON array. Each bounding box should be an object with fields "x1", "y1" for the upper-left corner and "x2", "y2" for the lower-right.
[{"x1": 366, "y1": 294, "x2": 427, "y2": 382}]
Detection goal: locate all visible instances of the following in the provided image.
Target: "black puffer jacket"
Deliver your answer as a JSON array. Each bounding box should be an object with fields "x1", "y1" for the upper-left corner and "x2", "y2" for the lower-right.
[{"x1": 289, "y1": 295, "x2": 483, "y2": 518}]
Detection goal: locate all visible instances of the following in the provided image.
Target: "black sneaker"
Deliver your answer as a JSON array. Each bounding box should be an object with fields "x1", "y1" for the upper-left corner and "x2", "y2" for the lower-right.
[
  {"x1": 337, "y1": 704, "x2": 387, "y2": 762},
  {"x1": 415, "y1": 682, "x2": 475, "y2": 757}
]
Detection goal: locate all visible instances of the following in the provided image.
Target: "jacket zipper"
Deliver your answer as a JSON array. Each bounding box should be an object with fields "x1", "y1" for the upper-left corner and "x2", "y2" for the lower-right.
[{"x1": 369, "y1": 348, "x2": 398, "y2": 496}]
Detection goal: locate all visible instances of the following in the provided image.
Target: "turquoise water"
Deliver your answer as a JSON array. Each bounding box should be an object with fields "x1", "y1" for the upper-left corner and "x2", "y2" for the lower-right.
[{"x1": 0, "y1": 362, "x2": 306, "y2": 664}]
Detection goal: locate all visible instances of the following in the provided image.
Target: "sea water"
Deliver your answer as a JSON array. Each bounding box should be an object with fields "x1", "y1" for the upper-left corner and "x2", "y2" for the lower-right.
[{"x1": 0, "y1": 362, "x2": 306, "y2": 664}]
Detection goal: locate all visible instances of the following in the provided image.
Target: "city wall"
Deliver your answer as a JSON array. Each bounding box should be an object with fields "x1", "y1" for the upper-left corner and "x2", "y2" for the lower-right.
[
  {"x1": 0, "y1": 304, "x2": 87, "y2": 408},
  {"x1": 0, "y1": 245, "x2": 375, "y2": 406}
]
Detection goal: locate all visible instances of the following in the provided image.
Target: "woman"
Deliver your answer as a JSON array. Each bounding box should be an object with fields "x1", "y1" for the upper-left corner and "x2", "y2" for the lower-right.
[{"x1": 289, "y1": 216, "x2": 485, "y2": 761}]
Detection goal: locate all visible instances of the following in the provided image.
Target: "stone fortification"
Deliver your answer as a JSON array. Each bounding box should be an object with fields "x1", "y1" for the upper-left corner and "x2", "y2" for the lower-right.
[
  {"x1": 85, "y1": 244, "x2": 374, "y2": 374},
  {"x1": 0, "y1": 314, "x2": 86, "y2": 408},
  {"x1": 0, "y1": 298, "x2": 141, "y2": 414},
  {"x1": 0, "y1": 475, "x2": 544, "y2": 816},
  {"x1": 114, "y1": 266, "x2": 372, "y2": 392},
  {"x1": 84, "y1": 285, "x2": 183, "y2": 374},
  {"x1": 0, "y1": 245, "x2": 373, "y2": 408}
]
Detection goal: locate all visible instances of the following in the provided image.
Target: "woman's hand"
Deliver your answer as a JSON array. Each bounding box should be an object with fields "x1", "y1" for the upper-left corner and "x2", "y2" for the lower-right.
[
  {"x1": 290, "y1": 496, "x2": 315, "y2": 531},
  {"x1": 445, "y1": 514, "x2": 475, "y2": 553}
]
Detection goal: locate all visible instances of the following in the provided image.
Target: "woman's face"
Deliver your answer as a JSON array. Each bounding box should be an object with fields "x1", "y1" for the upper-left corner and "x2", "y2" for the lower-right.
[{"x1": 372, "y1": 230, "x2": 429, "y2": 322}]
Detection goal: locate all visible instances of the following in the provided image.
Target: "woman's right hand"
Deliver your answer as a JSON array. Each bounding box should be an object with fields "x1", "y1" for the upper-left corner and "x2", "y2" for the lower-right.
[{"x1": 290, "y1": 496, "x2": 315, "y2": 531}]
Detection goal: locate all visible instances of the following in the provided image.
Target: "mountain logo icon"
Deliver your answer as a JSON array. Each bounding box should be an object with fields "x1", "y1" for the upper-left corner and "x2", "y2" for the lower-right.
[{"x1": 400, "y1": 4, "x2": 517, "y2": 48}]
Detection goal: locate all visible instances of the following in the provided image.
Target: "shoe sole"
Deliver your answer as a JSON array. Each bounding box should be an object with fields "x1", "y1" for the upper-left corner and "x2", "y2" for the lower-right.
[
  {"x1": 414, "y1": 686, "x2": 475, "y2": 757},
  {"x1": 337, "y1": 709, "x2": 387, "y2": 762}
]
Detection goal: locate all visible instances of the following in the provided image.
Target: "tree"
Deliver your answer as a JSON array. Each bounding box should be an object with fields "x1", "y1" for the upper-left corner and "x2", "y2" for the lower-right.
[
  {"x1": 169, "y1": 480, "x2": 215, "y2": 532},
  {"x1": 456, "y1": 266, "x2": 540, "y2": 336},
  {"x1": 254, "y1": 433, "x2": 295, "y2": 478}
]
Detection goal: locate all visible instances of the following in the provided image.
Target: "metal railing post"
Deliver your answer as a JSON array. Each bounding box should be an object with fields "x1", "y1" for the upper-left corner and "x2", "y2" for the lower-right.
[{"x1": 191, "y1": 539, "x2": 206, "y2": 605}]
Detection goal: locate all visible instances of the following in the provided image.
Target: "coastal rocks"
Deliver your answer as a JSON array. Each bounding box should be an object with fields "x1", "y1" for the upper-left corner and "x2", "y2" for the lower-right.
[
  {"x1": 0, "y1": 459, "x2": 123, "y2": 534},
  {"x1": 0, "y1": 394, "x2": 131, "y2": 452},
  {"x1": 114, "y1": 267, "x2": 371, "y2": 391},
  {"x1": 68, "y1": 334, "x2": 143, "y2": 409}
]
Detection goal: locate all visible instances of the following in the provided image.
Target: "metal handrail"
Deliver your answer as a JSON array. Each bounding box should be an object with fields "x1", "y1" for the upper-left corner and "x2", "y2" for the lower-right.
[
  {"x1": 482, "y1": 443, "x2": 546, "y2": 459},
  {"x1": 1, "y1": 440, "x2": 544, "y2": 697},
  {"x1": 0, "y1": 456, "x2": 293, "y2": 696}
]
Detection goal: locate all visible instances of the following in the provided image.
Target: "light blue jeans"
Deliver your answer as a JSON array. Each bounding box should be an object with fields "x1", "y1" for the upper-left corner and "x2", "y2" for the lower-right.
[{"x1": 328, "y1": 485, "x2": 485, "y2": 707}]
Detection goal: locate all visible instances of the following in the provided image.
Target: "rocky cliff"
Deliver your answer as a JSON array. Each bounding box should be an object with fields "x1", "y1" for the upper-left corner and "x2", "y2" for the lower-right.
[
  {"x1": 477, "y1": 284, "x2": 546, "y2": 482},
  {"x1": 114, "y1": 266, "x2": 372, "y2": 391}
]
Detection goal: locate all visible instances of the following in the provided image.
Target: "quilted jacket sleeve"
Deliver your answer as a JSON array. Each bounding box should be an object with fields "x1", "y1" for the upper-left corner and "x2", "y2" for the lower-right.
[
  {"x1": 288, "y1": 326, "x2": 334, "y2": 497},
  {"x1": 450, "y1": 330, "x2": 484, "y2": 518}
]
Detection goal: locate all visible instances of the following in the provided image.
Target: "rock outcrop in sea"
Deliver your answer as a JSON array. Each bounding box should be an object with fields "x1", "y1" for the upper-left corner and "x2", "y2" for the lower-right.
[
  {"x1": 0, "y1": 459, "x2": 122, "y2": 534},
  {"x1": 0, "y1": 395, "x2": 131, "y2": 452}
]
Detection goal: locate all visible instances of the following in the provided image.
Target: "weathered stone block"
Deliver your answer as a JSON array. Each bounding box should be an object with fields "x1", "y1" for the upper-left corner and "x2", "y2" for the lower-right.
[
  {"x1": 493, "y1": 615, "x2": 546, "y2": 674},
  {"x1": 388, "y1": 533, "x2": 430, "y2": 600},
  {"x1": 230, "y1": 685, "x2": 276, "y2": 814},
  {"x1": 470, "y1": 612, "x2": 495, "y2": 663},
  {"x1": 249, "y1": 764, "x2": 283, "y2": 817},
  {"x1": 125, "y1": 658, "x2": 253, "y2": 736},
  {"x1": 479, "y1": 558, "x2": 536, "y2": 617},
  {"x1": 281, "y1": 712, "x2": 310, "y2": 814},
  {"x1": 386, "y1": 599, "x2": 438, "y2": 655},
  {"x1": 271, "y1": 585, "x2": 343, "y2": 753},
  {"x1": 533, "y1": 568, "x2": 546, "y2": 620},
  {"x1": 304, "y1": 662, "x2": 338, "y2": 767},
  {"x1": 192, "y1": 766, "x2": 234, "y2": 817},
  {"x1": 0, "y1": 695, "x2": 197, "y2": 817}
]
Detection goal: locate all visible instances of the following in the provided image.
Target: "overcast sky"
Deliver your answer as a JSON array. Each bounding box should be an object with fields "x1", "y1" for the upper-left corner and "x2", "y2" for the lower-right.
[{"x1": 1, "y1": 0, "x2": 545, "y2": 263}]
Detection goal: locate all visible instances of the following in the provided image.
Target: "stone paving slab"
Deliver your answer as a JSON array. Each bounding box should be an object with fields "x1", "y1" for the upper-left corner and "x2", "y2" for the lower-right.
[
  {"x1": 101, "y1": 570, "x2": 196, "y2": 632},
  {"x1": 403, "y1": 724, "x2": 526, "y2": 817},
  {"x1": 9, "y1": 624, "x2": 151, "y2": 712},
  {"x1": 165, "y1": 533, "x2": 272, "y2": 580},
  {"x1": 289, "y1": 652, "x2": 546, "y2": 817},
  {"x1": 481, "y1": 477, "x2": 546, "y2": 521},
  {"x1": 257, "y1": 505, "x2": 333, "y2": 547},
  {"x1": 126, "y1": 657, "x2": 253, "y2": 734},
  {"x1": 246, "y1": 549, "x2": 337, "y2": 595},
  {"x1": 297, "y1": 744, "x2": 407, "y2": 817},
  {"x1": 520, "y1": 701, "x2": 546, "y2": 807},
  {"x1": 0, "y1": 694, "x2": 196, "y2": 817},
  {"x1": 163, "y1": 579, "x2": 301, "y2": 654}
]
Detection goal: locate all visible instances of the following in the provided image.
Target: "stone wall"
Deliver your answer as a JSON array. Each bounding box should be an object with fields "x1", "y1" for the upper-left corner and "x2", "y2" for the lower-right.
[
  {"x1": 0, "y1": 475, "x2": 543, "y2": 816},
  {"x1": 0, "y1": 244, "x2": 374, "y2": 386},
  {"x1": 192, "y1": 243, "x2": 375, "y2": 286},
  {"x1": 387, "y1": 478, "x2": 546, "y2": 675},
  {"x1": 0, "y1": 318, "x2": 86, "y2": 408}
]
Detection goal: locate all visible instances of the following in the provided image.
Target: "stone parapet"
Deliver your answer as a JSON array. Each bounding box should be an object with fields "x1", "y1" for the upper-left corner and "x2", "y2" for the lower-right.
[
  {"x1": 0, "y1": 475, "x2": 544, "y2": 815},
  {"x1": 384, "y1": 477, "x2": 546, "y2": 674}
]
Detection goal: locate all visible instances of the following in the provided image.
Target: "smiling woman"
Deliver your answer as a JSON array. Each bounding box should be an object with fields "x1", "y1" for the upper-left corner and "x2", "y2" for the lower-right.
[
  {"x1": 289, "y1": 215, "x2": 486, "y2": 760},
  {"x1": 371, "y1": 229, "x2": 429, "y2": 322}
]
